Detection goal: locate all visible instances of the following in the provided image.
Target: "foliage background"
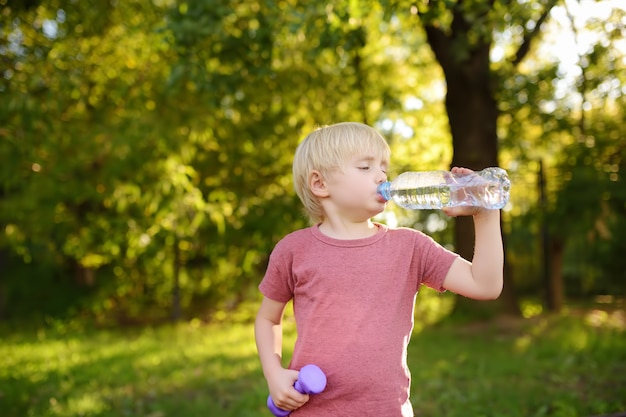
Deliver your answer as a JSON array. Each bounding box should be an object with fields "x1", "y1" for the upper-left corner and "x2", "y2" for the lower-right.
[
  {"x1": 1, "y1": 0, "x2": 625, "y2": 323},
  {"x1": 1, "y1": 1, "x2": 625, "y2": 416}
]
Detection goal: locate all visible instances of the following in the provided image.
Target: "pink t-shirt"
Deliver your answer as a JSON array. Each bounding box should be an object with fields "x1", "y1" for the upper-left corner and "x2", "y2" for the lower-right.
[{"x1": 259, "y1": 223, "x2": 458, "y2": 417}]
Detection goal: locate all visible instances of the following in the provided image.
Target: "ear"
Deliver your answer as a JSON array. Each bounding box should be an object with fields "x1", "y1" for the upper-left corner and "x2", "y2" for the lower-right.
[{"x1": 309, "y1": 170, "x2": 329, "y2": 198}]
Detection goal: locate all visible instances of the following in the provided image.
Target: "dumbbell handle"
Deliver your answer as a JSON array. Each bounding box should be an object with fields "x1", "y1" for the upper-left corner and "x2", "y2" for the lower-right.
[{"x1": 267, "y1": 364, "x2": 327, "y2": 416}]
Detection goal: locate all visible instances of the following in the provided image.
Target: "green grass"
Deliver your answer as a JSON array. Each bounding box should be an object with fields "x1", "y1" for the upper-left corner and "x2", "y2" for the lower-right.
[
  {"x1": 1, "y1": 304, "x2": 625, "y2": 417},
  {"x1": 408, "y1": 311, "x2": 626, "y2": 417}
]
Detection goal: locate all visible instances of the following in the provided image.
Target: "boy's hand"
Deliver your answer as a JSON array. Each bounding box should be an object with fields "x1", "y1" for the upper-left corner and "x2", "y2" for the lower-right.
[
  {"x1": 442, "y1": 205, "x2": 482, "y2": 217},
  {"x1": 268, "y1": 368, "x2": 310, "y2": 411},
  {"x1": 441, "y1": 167, "x2": 488, "y2": 217}
]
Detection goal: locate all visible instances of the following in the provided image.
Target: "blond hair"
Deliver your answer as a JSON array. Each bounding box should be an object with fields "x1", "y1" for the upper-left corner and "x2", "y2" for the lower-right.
[{"x1": 293, "y1": 122, "x2": 391, "y2": 224}]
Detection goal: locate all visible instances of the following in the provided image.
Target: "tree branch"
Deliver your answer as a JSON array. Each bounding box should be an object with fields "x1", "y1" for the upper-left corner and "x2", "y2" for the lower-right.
[{"x1": 512, "y1": 0, "x2": 561, "y2": 66}]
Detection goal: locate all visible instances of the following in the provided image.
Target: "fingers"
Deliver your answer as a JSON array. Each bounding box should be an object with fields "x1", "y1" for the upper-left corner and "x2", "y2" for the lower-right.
[
  {"x1": 450, "y1": 166, "x2": 474, "y2": 175},
  {"x1": 269, "y1": 369, "x2": 310, "y2": 411},
  {"x1": 446, "y1": 167, "x2": 479, "y2": 217},
  {"x1": 272, "y1": 390, "x2": 310, "y2": 411},
  {"x1": 442, "y1": 206, "x2": 481, "y2": 217}
]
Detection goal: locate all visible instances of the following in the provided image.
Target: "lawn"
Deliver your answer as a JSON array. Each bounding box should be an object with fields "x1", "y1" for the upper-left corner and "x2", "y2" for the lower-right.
[{"x1": 1, "y1": 300, "x2": 625, "y2": 417}]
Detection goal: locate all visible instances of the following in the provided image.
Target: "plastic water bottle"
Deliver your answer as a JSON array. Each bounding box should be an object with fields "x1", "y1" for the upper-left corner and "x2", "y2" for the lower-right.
[{"x1": 378, "y1": 167, "x2": 510, "y2": 210}]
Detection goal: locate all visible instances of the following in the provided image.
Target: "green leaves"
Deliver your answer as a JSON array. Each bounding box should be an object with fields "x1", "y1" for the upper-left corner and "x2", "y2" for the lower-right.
[{"x1": 1, "y1": 0, "x2": 625, "y2": 321}]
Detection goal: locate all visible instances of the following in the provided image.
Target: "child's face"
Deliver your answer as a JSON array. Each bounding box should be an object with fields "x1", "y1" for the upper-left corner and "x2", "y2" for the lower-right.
[{"x1": 324, "y1": 153, "x2": 389, "y2": 220}]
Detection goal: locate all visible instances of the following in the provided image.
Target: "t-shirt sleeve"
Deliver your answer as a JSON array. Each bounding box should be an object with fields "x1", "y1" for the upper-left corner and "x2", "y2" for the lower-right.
[
  {"x1": 417, "y1": 233, "x2": 459, "y2": 292},
  {"x1": 258, "y1": 241, "x2": 295, "y2": 303}
]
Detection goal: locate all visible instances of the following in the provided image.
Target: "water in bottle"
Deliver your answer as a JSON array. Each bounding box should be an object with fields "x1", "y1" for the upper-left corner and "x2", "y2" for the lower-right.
[{"x1": 377, "y1": 167, "x2": 510, "y2": 210}]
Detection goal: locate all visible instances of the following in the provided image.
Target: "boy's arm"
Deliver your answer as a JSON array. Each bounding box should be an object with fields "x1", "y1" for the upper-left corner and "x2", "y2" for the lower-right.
[
  {"x1": 441, "y1": 209, "x2": 504, "y2": 300},
  {"x1": 255, "y1": 296, "x2": 309, "y2": 411}
]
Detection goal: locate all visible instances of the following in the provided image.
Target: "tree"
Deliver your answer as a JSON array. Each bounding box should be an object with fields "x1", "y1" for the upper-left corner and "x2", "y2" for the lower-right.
[
  {"x1": 495, "y1": 1, "x2": 626, "y2": 310},
  {"x1": 2, "y1": 0, "x2": 624, "y2": 323},
  {"x1": 374, "y1": 0, "x2": 561, "y2": 315},
  {"x1": 0, "y1": 0, "x2": 214, "y2": 321}
]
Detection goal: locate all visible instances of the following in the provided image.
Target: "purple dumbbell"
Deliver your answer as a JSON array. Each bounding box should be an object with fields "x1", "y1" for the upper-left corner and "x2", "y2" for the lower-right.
[{"x1": 267, "y1": 364, "x2": 327, "y2": 416}]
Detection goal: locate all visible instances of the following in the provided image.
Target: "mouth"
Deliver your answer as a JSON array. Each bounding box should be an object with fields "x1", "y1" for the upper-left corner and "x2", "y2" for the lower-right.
[{"x1": 376, "y1": 193, "x2": 388, "y2": 204}]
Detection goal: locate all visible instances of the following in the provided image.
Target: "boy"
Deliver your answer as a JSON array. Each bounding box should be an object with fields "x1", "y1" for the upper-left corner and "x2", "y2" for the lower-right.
[{"x1": 255, "y1": 122, "x2": 503, "y2": 416}]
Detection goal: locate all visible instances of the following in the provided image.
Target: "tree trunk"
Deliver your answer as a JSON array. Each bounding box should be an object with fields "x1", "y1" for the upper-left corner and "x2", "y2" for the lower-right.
[
  {"x1": 502, "y1": 230, "x2": 522, "y2": 315},
  {"x1": 0, "y1": 251, "x2": 5, "y2": 320},
  {"x1": 172, "y1": 241, "x2": 181, "y2": 322},
  {"x1": 549, "y1": 238, "x2": 565, "y2": 312},
  {"x1": 539, "y1": 160, "x2": 564, "y2": 312},
  {"x1": 423, "y1": 9, "x2": 519, "y2": 318}
]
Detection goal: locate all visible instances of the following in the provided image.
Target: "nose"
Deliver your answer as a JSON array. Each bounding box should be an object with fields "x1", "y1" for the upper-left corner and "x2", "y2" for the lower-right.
[{"x1": 376, "y1": 170, "x2": 387, "y2": 184}]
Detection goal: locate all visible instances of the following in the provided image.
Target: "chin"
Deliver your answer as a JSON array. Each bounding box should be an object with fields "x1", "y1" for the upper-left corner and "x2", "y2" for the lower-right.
[{"x1": 370, "y1": 206, "x2": 386, "y2": 217}]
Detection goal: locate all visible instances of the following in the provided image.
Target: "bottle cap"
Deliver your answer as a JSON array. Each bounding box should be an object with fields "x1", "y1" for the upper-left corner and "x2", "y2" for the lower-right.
[{"x1": 377, "y1": 182, "x2": 391, "y2": 201}]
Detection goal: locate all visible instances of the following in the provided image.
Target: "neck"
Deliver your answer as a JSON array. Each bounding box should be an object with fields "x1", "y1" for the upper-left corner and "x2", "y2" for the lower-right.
[{"x1": 317, "y1": 219, "x2": 378, "y2": 240}]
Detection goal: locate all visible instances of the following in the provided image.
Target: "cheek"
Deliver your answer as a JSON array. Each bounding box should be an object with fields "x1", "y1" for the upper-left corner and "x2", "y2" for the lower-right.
[{"x1": 348, "y1": 178, "x2": 372, "y2": 197}]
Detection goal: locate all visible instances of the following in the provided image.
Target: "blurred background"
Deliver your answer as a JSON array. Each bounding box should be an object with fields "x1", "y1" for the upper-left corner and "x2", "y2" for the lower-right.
[{"x1": 1, "y1": 0, "x2": 625, "y2": 416}]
